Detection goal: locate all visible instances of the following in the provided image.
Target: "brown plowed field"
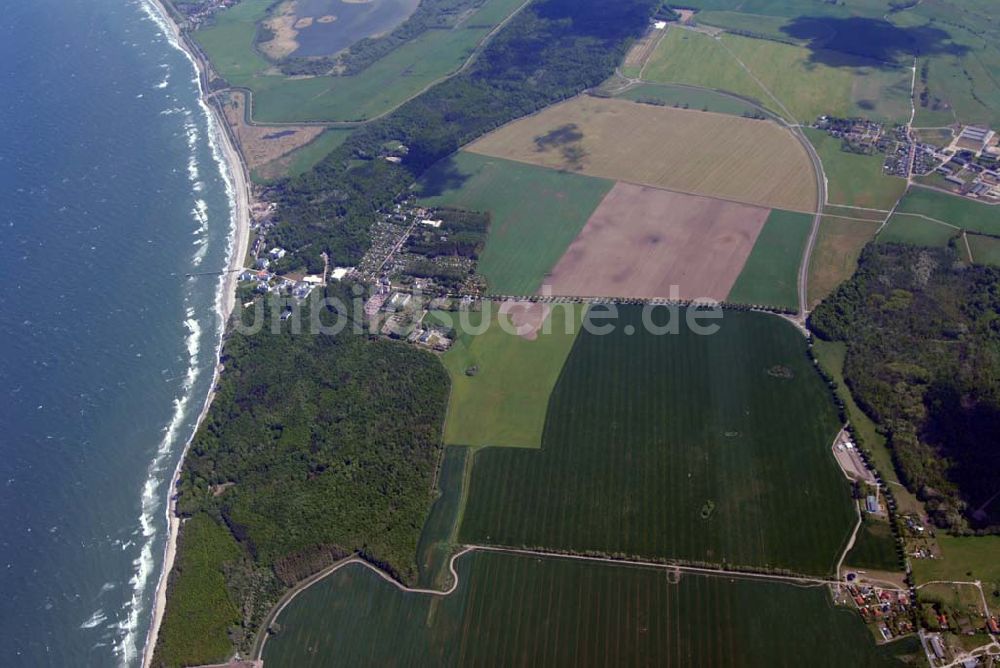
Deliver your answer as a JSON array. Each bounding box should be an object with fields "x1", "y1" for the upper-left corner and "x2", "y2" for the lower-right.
[
  {"x1": 467, "y1": 96, "x2": 817, "y2": 212},
  {"x1": 541, "y1": 182, "x2": 771, "y2": 300}
]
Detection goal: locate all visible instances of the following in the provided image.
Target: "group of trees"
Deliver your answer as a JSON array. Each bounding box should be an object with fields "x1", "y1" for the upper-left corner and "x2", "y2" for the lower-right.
[{"x1": 810, "y1": 244, "x2": 1000, "y2": 533}]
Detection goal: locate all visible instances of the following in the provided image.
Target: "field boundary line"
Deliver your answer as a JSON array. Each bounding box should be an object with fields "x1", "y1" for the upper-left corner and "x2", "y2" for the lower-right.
[
  {"x1": 888, "y1": 211, "x2": 961, "y2": 230},
  {"x1": 825, "y1": 203, "x2": 892, "y2": 213}
]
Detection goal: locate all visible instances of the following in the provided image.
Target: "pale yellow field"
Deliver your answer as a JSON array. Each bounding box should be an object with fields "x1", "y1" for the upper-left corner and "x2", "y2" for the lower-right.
[{"x1": 467, "y1": 96, "x2": 817, "y2": 212}]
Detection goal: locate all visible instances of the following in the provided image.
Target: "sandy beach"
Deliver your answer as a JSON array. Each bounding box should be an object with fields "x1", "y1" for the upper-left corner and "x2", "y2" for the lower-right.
[{"x1": 141, "y1": 0, "x2": 252, "y2": 664}]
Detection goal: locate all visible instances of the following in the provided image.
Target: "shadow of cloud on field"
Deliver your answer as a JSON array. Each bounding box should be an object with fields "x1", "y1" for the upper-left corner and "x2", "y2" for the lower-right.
[
  {"x1": 414, "y1": 155, "x2": 471, "y2": 198},
  {"x1": 534, "y1": 124, "x2": 588, "y2": 170},
  {"x1": 534, "y1": 123, "x2": 584, "y2": 151},
  {"x1": 781, "y1": 16, "x2": 968, "y2": 66}
]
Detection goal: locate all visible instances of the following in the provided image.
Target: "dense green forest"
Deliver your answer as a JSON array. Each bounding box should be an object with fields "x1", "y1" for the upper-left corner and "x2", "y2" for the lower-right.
[
  {"x1": 266, "y1": 0, "x2": 659, "y2": 272},
  {"x1": 154, "y1": 288, "x2": 450, "y2": 664},
  {"x1": 811, "y1": 244, "x2": 1000, "y2": 533}
]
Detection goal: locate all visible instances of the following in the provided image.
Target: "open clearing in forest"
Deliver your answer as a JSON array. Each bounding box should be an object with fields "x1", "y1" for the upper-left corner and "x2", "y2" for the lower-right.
[
  {"x1": 438, "y1": 304, "x2": 584, "y2": 450},
  {"x1": 467, "y1": 96, "x2": 817, "y2": 212},
  {"x1": 458, "y1": 307, "x2": 855, "y2": 576},
  {"x1": 261, "y1": 550, "x2": 921, "y2": 667},
  {"x1": 542, "y1": 183, "x2": 770, "y2": 301}
]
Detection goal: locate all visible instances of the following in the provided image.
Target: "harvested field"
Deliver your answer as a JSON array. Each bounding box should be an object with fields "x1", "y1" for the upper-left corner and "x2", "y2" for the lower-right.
[
  {"x1": 807, "y1": 216, "x2": 880, "y2": 307},
  {"x1": 542, "y1": 183, "x2": 770, "y2": 301},
  {"x1": 220, "y1": 91, "x2": 323, "y2": 172},
  {"x1": 467, "y1": 96, "x2": 817, "y2": 212},
  {"x1": 415, "y1": 152, "x2": 613, "y2": 295}
]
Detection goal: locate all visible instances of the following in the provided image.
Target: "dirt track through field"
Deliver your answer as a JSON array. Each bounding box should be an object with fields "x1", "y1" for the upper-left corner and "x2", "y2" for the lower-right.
[{"x1": 541, "y1": 183, "x2": 770, "y2": 301}]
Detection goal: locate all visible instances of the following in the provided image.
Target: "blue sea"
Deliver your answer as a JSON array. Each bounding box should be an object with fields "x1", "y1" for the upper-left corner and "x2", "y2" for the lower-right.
[{"x1": 0, "y1": 0, "x2": 235, "y2": 664}]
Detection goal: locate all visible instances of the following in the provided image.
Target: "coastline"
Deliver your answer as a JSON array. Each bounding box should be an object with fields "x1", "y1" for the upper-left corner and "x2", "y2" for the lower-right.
[{"x1": 141, "y1": 0, "x2": 252, "y2": 664}]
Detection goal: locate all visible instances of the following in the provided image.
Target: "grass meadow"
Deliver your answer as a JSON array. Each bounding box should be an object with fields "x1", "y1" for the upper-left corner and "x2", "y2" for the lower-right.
[
  {"x1": 804, "y1": 129, "x2": 907, "y2": 211},
  {"x1": 193, "y1": 0, "x2": 524, "y2": 122},
  {"x1": 642, "y1": 30, "x2": 911, "y2": 125},
  {"x1": 727, "y1": 209, "x2": 813, "y2": 310},
  {"x1": 895, "y1": 188, "x2": 1000, "y2": 237},
  {"x1": 458, "y1": 307, "x2": 855, "y2": 576},
  {"x1": 261, "y1": 550, "x2": 921, "y2": 667},
  {"x1": 438, "y1": 304, "x2": 585, "y2": 449},
  {"x1": 415, "y1": 152, "x2": 614, "y2": 294},
  {"x1": 878, "y1": 213, "x2": 957, "y2": 247},
  {"x1": 615, "y1": 82, "x2": 763, "y2": 117},
  {"x1": 807, "y1": 216, "x2": 880, "y2": 308},
  {"x1": 968, "y1": 233, "x2": 1000, "y2": 267}
]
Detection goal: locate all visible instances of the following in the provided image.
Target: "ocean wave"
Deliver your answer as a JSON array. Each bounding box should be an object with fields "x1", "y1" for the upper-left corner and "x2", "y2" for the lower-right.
[
  {"x1": 128, "y1": 1, "x2": 240, "y2": 664},
  {"x1": 81, "y1": 609, "x2": 108, "y2": 630},
  {"x1": 114, "y1": 311, "x2": 202, "y2": 665}
]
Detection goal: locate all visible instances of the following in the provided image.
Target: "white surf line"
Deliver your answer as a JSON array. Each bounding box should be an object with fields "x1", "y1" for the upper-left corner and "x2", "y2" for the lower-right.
[{"x1": 139, "y1": 0, "x2": 252, "y2": 665}]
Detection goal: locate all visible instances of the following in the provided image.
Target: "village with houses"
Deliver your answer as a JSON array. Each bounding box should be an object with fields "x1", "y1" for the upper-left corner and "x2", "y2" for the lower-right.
[
  {"x1": 237, "y1": 192, "x2": 496, "y2": 351},
  {"x1": 815, "y1": 116, "x2": 1000, "y2": 200}
]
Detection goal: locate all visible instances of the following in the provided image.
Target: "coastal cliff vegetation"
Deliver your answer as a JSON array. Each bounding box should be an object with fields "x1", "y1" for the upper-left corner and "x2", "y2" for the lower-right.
[
  {"x1": 811, "y1": 243, "x2": 1000, "y2": 534},
  {"x1": 153, "y1": 0, "x2": 659, "y2": 665},
  {"x1": 153, "y1": 289, "x2": 450, "y2": 665}
]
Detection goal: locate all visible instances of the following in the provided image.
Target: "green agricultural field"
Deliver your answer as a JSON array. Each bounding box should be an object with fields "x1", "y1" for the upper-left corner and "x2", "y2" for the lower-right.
[
  {"x1": 261, "y1": 550, "x2": 922, "y2": 667},
  {"x1": 193, "y1": 0, "x2": 525, "y2": 122},
  {"x1": 804, "y1": 129, "x2": 907, "y2": 211},
  {"x1": 968, "y1": 233, "x2": 1000, "y2": 267},
  {"x1": 615, "y1": 82, "x2": 764, "y2": 117},
  {"x1": 459, "y1": 307, "x2": 855, "y2": 576},
  {"x1": 415, "y1": 446, "x2": 471, "y2": 588},
  {"x1": 727, "y1": 209, "x2": 812, "y2": 310},
  {"x1": 252, "y1": 128, "x2": 354, "y2": 182},
  {"x1": 878, "y1": 213, "x2": 957, "y2": 247},
  {"x1": 153, "y1": 514, "x2": 242, "y2": 667},
  {"x1": 415, "y1": 152, "x2": 614, "y2": 294},
  {"x1": 439, "y1": 304, "x2": 585, "y2": 449},
  {"x1": 642, "y1": 30, "x2": 911, "y2": 124},
  {"x1": 808, "y1": 216, "x2": 879, "y2": 307},
  {"x1": 895, "y1": 187, "x2": 1000, "y2": 237},
  {"x1": 845, "y1": 518, "x2": 900, "y2": 573}
]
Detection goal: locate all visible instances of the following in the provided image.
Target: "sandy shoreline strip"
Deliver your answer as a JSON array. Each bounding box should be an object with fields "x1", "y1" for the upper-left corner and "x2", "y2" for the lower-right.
[{"x1": 141, "y1": 0, "x2": 252, "y2": 665}]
